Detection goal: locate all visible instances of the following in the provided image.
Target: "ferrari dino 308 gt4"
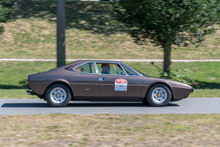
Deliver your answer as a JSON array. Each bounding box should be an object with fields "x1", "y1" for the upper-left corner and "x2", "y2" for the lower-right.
[{"x1": 27, "y1": 60, "x2": 193, "y2": 107}]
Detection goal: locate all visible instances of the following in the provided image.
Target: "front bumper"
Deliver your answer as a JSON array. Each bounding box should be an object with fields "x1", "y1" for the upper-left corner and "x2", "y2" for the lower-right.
[{"x1": 171, "y1": 88, "x2": 194, "y2": 101}]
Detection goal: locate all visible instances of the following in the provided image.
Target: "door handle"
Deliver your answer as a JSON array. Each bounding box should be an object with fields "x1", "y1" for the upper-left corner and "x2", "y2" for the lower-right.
[{"x1": 99, "y1": 77, "x2": 105, "y2": 81}]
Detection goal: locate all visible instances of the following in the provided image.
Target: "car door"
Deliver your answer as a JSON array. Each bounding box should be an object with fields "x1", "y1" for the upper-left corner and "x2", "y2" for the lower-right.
[
  {"x1": 70, "y1": 62, "x2": 101, "y2": 101},
  {"x1": 96, "y1": 62, "x2": 144, "y2": 101}
]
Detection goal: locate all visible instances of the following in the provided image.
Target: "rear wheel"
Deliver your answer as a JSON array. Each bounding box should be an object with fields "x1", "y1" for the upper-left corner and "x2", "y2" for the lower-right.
[
  {"x1": 146, "y1": 84, "x2": 172, "y2": 107},
  {"x1": 45, "y1": 83, "x2": 71, "y2": 107},
  {"x1": 142, "y1": 98, "x2": 148, "y2": 104}
]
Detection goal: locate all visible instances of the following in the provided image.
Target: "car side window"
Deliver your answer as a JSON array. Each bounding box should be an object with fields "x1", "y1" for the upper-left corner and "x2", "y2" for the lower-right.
[
  {"x1": 96, "y1": 63, "x2": 126, "y2": 75},
  {"x1": 74, "y1": 63, "x2": 96, "y2": 74},
  {"x1": 121, "y1": 64, "x2": 138, "y2": 76}
]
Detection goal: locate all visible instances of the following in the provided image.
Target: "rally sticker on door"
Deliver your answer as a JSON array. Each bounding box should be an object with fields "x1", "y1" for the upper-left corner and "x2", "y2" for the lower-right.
[{"x1": 114, "y1": 79, "x2": 127, "y2": 91}]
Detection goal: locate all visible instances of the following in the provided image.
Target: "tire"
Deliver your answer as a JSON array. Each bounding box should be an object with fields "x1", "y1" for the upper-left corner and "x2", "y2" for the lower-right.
[
  {"x1": 146, "y1": 84, "x2": 172, "y2": 107},
  {"x1": 45, "y1": 83, "x2": 72, "y2": 107},
  {"x1": 142, "y1": 98, "x2": 148, "y2": 104}
]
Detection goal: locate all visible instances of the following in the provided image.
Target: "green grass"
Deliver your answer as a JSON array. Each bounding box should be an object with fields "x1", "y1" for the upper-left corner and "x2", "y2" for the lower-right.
[
  {"x1": 0, "y1": 1, "x2": 220, "y2": 59},
  {"x1": 0, "y1": 89, "x2": 36, "y2": 98},
  {"x1": 189, "y1": 89, "x2": 220, "y2": 97},
  {"x1": 128, "y1": 61, "x2": 220, "y2": 89},
  {"x1": 0, "y1": 1, "x2": 219, "y2": 98},
  {"x1": 0, "y1": 61, "x2": 219, "y2": 98},
  {"x1": 0, "y1": 114, "x2": 220, "y2": 146}
]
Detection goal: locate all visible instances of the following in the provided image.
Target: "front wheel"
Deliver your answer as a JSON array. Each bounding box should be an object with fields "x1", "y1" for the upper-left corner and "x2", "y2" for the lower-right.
[
  {"x1": 146, "y1": 84, "x2": 172, "y2": 107},
  {"x1": 45, "y1": 83, "x2": 72, "y2": 107}
]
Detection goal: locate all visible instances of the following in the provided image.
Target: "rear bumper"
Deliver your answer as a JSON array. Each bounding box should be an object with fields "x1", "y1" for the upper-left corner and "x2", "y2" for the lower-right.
[
  {"x1": 27, "y1": 84, "x2": 44, "y2": 99},
  {"x1": 26, "y1": 90, "x2": 37, "y2": 95},
  {"x1": 27, "y1": 84, "x2": 31, "y2": 90},
  {"x1": 27, "y1": 84, "x2": 36, "y2": 95}
]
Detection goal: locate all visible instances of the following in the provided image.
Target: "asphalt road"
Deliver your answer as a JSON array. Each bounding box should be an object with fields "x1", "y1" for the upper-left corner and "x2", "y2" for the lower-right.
[{"x1": 0, "y1": 98, "x2": 220, "y2": 115}]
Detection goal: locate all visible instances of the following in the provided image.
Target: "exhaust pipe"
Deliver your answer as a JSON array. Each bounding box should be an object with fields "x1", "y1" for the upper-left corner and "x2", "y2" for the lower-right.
[{"x1": 26, "y1": 90, "x2": 36, "y2": 95}]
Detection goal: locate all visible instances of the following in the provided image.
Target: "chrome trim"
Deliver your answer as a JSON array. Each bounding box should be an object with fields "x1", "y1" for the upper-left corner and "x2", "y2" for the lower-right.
[
  {"x1": 94, "y1": 61, "x2": 99, "y2": 74},
  {"x1": 99, "y1": 77, "x2": 105, "y2": 81},
  {"x1": 119, "y1": 63, "x2": 128, "y2": 76},
  {"x1": 72, "y1": 62, "x2": 97, "y2": 74},
  {"x1": 50, "y1": 87, "x2": 67, "y2": 104},
  {"x1": 72, "y1": 61, "x2": 141, "y2": 77},
  {"x1": 73, "y1": 71, "x2": 98, "y2": 75},
  {"x1": 120, "y1": 63, "x2": 141, "y2": 76},
  {"x1": 97, "y1": 74, "x2": 128, "y2": 76},
  {"x1": 72, "y1": 62, "x2": 90, "y2": 70},
  {"x1": 95, "y1": 61, "x2": 121, "y2": 64},
  {"x1": 152, "y1": 87, "x2": 167, "y2": 103},
  {"x1": 95, "y1": 62, "x2": 128, "y2": 76}
]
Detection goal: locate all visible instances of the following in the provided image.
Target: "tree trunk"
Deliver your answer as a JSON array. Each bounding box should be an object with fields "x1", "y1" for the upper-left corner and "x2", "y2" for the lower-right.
[
  {"x1": 162, "y1": 43, "x2": 172, "y2": 76},
  {"x1": 56, "y1": 0, "x2": 66, "y2": 68}
]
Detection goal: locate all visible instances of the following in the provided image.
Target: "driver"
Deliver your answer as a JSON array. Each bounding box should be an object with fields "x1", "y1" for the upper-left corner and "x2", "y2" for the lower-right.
[{"x1": 101, "y1": 63, "x2": 110, "y2": 74}]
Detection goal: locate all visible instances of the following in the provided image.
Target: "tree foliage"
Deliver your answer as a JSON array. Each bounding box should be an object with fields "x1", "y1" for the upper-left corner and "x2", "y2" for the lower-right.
[
  {"x1": 0, "y1": 2, "x2": 16, "y2": 35},
  {"x1": 112, "y1": 0, "x2": 220, "y2": 75}
]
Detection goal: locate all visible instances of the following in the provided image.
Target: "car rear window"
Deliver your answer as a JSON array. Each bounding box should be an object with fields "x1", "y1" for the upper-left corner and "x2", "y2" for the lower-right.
[{"x1": 74, "y1": 63, "x2": 96, "y2": 74}]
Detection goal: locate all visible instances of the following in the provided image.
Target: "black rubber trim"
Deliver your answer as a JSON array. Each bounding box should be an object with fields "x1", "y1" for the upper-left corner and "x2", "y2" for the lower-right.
[{"x1": 27, "y1": 84, "x2": 31, "y2": 90}]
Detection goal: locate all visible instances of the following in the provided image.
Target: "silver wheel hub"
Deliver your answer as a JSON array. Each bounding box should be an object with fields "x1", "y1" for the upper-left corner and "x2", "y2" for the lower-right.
[
  {"x1": 152, "y1": 87, "x2": 167, "y2": 103},
  {"x1": 50, "y1": 87, "x2": 67, "y2": 103}
]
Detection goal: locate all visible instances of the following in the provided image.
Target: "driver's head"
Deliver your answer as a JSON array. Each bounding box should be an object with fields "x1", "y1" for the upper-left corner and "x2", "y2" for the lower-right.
[{"x1": 101, "y1": 63, "x2": 110, "y2": 73}]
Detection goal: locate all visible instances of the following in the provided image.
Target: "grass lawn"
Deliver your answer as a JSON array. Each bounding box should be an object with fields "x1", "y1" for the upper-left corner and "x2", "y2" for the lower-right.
[
  {"x1": 0, "y1": 114, "x2": 219, "y2": 146},
  {"x1": 0, "y1": 61, "x2": 219, "y2": 98},
  {"x1": 0, "y1": 1, "x2": 220, "y2": 60}
]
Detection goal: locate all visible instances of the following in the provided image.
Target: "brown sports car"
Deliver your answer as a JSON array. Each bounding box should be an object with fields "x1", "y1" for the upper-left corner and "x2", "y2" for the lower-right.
[{"x1": 27, "y1": 60, "x2": 193, "y2": 107}]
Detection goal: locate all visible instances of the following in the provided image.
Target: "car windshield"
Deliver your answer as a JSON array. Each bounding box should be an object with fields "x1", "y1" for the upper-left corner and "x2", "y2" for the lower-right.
[
  {"x1": 121, "y1": 63, "x2": 148, "y2": 76},
  {"x1": 127, "y1": 66, "x2": 148, "y2": 76}
]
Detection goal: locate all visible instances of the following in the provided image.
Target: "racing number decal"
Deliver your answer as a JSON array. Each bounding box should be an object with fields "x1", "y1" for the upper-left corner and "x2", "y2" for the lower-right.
[{"x1": 114, "y1": 79, "x2": 127, "y2": 91}]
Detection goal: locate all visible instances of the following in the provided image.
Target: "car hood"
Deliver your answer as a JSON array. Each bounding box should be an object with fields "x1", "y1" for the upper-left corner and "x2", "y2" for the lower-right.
[{"x1": 143, "y1": 76, "x2": 192, "y2": 89}]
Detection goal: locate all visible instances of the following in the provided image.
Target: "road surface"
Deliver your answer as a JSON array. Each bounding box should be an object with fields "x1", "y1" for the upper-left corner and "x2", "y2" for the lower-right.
[{"x1": 0, "y1": 98, "x2": 220, "y2": 115}]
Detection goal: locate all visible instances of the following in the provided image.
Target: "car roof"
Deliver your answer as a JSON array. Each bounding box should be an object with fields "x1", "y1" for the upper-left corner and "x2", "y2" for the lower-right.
[
  {"x1": 70, "y1": 60, "x2": 124, "y2": 66},
  {"x1": 74, "y1": 60, "x2": 123, "y2": 63}
]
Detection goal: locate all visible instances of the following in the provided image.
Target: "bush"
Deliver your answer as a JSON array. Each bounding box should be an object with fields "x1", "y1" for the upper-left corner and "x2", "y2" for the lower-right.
[{"x1": 151, "y1": 62, "x2": 197, "y2": 87}]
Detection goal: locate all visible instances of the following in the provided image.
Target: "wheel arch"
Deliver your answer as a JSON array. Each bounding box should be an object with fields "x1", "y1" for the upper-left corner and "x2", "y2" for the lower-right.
[
  {"x1": 145, "y1": 82, "x2": 174, "y2": 101},
  {"x1": 44, "y1": 80, "x2": 75, "y2": 100}
]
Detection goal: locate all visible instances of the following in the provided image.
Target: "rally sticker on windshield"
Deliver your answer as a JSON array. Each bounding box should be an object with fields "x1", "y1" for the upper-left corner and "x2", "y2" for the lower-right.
[{"x1": 114, "y1": 79, "x2": 127, "y2": 91}]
